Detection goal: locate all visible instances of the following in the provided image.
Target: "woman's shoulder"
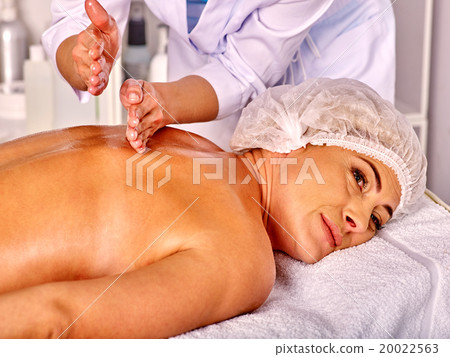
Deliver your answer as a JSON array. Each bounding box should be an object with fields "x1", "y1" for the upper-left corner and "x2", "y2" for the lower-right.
[{"x1": 150, "y1": 127, "x2": 226, "y2": 153}]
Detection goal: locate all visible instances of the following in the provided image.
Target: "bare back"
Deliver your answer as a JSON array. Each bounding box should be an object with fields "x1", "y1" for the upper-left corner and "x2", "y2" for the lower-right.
[{"x1": 0, "y1": 126, "x2": 274, "y2": 299}]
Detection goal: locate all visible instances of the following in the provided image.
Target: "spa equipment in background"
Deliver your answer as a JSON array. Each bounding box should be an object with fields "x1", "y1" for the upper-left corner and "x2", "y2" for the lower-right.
[
  {"x1": 0, "y1": 0, "x2": 27, "y2": 94},
  {"x1": 24, "y1": 45, "x2": 54, "y2": 134},
  {"x1": 122, "y1": 0, "x2": 168, "y2": 84},
  {"x1": 123, "y1": 0, "x2": 151, "y2": 81},
  {"x1": 148, "y1": 24, "x2": 168, "y2": 83},
  {"x1": 0, "y1": 81, "x2": 25, "y2": 142},
  {"x1": 23, "y1": 44, "x2": 95, "y2": 135},
  {"x1": 21, "y1": 44, "x2": 123, "y2": 137},
  {"x1": 0, "y1": 0, "x2": 27, "y2": 141}
]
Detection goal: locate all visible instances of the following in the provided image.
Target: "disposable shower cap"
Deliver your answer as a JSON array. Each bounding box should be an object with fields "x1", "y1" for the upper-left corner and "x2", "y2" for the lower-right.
[{"x1": 230, "y1": 78, "x2": 427, "y2": 218}]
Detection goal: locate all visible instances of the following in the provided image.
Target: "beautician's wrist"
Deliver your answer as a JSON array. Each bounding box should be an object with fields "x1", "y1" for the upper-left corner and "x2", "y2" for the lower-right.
[
  {"x1": 148, "y1": 82, "x2": 173, "y2": 126},
  {"x1": 152, "y1": 76, "x2": 219, "y2": 126}
]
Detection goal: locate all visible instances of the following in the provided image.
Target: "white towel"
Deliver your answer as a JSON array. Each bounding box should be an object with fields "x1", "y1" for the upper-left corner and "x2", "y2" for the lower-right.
[
  {"x1": 176, "y1": 195, "x2": 450, "y2": 338},
  {"x1": 380, "y1": 195, "x2": 450, "y2": 338}
]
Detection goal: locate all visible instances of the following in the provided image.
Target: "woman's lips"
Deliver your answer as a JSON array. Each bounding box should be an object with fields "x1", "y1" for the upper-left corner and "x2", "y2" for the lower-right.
[{"x1": 321, "y1": 214, "x2": 343, "y2": 247}]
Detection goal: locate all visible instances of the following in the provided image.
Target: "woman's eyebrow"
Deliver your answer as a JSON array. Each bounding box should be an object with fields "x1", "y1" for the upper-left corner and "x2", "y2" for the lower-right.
[
  {"x1": 361, "y1": 157, "x2": 393, "y2": 219},
  {"x1": 361, "y1": 157, "x2": 381, "y2": 192},
  {"x1": 384, "y1": 205, "x2": 393, "y2": 220}
]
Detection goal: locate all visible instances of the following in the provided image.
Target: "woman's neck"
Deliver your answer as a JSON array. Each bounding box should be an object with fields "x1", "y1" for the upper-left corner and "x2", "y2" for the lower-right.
[{"x1": 241, "y1": 149, "x2": 285, "y2": 229}]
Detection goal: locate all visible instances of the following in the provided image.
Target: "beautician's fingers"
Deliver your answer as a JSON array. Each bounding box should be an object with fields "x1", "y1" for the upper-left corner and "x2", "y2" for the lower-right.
[
  {"x1": 121, "y1": 79, "x2": 145, "y2": 137},
  {"x1": 121, "y1": 80, "x2": 169, "y2": 153},
  {"x1": 139, "y1": 125, "x2": 160, "y2": 143},
  {"x1": 73, "y1": 28, "x2": 100, "y2": 65},
  {"x1": 129, "y1": 138, "x2": 145, "y2": 153},
  {"x1": 129, "y1": 108, "x2": 164, "y2": 151},
  {"x1": 137, "y1": 110, "x2": 164, "y2": 137},
  {"x1": 72, "y1": 31, "x2": 96, "y2": 84},
  {"x1": 88, "y1": 71, "x2": 108, "y2": 95},
  {"x1": 88, "y1": 56, "x2": 108, "y2": 94},
  {"x1": 70, "y1": 0, "x2": 120, "y2": 95},
  {"x1": 127, "y1": 109, "x2": 140, "y2": 131},
  {"x1": 126, "y1": 124, "x2": 138, "y2": 141},
  {"x1": 90, "y1": 58, "x2": 104, "y2": 76},
  {"x1": 89, "y1": 75, "x2": 101, "y2": 87},
  {"x1": 88, "y1": 39, "x2": 105, "y2": 60},
  {"x1": 120, "y1": 79, "x2": 144, "y2": 109},
  {"x1": 128, "y1": 111, "x2": 164, "y2": 153},
  {"x1": 73, "y1": 30, "x2": 112, "y2": 95},
  {"x1": 85, "y1": 0, "x2": 117, "y2": 35},
  {"x1": 125, "y1": 101, "x2": 141, "y2": 143},
  {"x1": 84, "y1": 1, "x2": 120, "y2": 69},
  {"x1": 128, "y1": 113, "x2": 139, "y2": 129},
  {"x1": 127, "y1": 119, "x2": 157, "y2": 153},
  {"x1": 127, "y1": 119, "x2": 146, "y2": 153},
  {"x1": 128, "y1": 135, "x2": 142, "y2": 148}
]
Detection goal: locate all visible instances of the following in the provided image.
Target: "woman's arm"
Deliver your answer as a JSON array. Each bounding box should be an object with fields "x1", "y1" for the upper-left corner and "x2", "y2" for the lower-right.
[{"x1": 0, "y1": 248, "x2": 272, "y2": 338}]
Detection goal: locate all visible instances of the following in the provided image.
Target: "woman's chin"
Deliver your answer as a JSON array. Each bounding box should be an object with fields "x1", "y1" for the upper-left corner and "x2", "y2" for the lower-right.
[{"x1": 293, "y1": 246, "x2": 327, "y2": 264}]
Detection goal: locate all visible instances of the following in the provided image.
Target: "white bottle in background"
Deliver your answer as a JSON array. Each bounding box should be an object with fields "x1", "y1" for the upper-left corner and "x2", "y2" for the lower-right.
[
  {"x1": 24, "y1": 45, "x2": 55, "y2": 134},
  {"x1": 148, "y1": 24, "x2": 168, "y2": 83},
  {"x1": 0, "y1": 0, "x2": 28, "y2": 94},
  {"x1": 123, "y1": 1, "x2": 151, "y2": 80}
]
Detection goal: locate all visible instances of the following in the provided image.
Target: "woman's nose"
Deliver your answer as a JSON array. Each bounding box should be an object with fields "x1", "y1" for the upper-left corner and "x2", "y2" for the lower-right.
[{"x1": 343, "y1": 201, "x2": 371, "y2": 233}]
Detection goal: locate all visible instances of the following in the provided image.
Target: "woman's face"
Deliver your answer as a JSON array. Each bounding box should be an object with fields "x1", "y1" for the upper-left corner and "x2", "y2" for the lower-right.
[{"x1": 269, "y1": 145, "x2": 402, "y2": 264}]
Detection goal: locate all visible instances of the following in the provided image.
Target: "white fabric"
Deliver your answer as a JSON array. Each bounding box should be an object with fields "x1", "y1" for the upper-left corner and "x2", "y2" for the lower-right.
[
  {"x1": 230, "y1": 78, "x2": 427, "y2": 218},
  {"x1": 42, "y1": 0, "x2": 396, "y2": 151},
  {"x1": 176, "y1": 194, "x2": 450, "y2": 338}
]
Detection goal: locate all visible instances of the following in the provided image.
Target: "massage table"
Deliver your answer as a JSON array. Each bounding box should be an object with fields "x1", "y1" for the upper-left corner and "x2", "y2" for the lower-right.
[{"x1": 177, "y1": 190, "x2": 450, "y2": 338}]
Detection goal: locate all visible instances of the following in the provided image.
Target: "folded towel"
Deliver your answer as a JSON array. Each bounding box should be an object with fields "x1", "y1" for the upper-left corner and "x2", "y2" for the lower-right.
[{"x1": 176, "y1": 195, "x2": 450, "y2": 338}]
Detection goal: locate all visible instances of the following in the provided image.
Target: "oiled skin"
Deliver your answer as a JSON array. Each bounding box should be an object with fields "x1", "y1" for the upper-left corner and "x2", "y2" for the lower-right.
[{"x1": 0, "y1": 126, "x2": 275, "y2": 338}]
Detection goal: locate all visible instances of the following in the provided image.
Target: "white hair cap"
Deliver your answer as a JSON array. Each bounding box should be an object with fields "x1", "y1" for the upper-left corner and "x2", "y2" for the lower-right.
[{"x1": 230, "y1": 78, "x2": 427, "y2": 219}]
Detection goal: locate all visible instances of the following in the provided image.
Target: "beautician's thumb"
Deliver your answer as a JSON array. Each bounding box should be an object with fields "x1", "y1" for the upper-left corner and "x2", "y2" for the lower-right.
[
  {"x1": 85, "y1": 0, "x2": 116, "y2": 33},
  {"x1": 120, "y1": 79, "x2": 144, "y2": 106},
  {"x1": 127, "y1": 81, "x2": 144, "y2": 104}
]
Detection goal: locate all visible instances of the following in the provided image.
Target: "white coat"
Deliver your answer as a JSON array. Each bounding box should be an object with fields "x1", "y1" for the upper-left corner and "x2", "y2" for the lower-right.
[{"x1": 42, "y1": 0, "x2": 395, "y2": 150}]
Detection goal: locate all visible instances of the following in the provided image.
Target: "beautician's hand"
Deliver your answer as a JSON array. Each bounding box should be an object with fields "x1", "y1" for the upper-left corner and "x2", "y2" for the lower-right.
[
  {"x1": 57, "y1": 0, "x2": 120, "y2": 95},
  {"x1": 121, "y1": 75, "x2": 219, "y2": 153},
  {"x1": 121, "y1": 79, "x2": 170, "y2": 153}
]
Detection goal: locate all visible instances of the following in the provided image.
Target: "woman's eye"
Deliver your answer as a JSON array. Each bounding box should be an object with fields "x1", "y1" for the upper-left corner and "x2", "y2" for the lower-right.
[
  {"x1": 353, "y1": 169, "x2": 366, "y2": 190},
  {"x1": 371, "y1": 213, "x2": 384, "y2": 231}
]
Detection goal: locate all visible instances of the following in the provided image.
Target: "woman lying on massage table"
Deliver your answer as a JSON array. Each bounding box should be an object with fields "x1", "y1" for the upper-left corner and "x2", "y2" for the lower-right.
[{"x1": 0, "y1": 79, "x2": 426, "y2": 338}]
